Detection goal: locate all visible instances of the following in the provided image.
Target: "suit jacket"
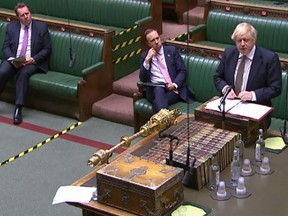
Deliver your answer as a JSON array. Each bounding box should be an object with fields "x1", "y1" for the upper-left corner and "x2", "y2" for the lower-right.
[
  {"x1": 214, "y1": 45, "x2": 282, "y2": 106},
  {"x1": 139, "y1": 45, "x2": 194, "y2": 103},
  {"x1": 2, "y1": 20, "x2": 52, "y2": 72}
]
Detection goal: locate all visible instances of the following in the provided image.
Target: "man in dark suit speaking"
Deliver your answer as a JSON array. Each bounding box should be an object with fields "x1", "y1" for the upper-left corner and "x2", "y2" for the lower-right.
[
  {"x1": 214, "y1": 22, "x2": 282, "y2": 127},
  {"x1": 0, "y1": 2, "x2": 52, "y2": 124},
  {"x1": 139, "y1": 28, "x2": 194, "y2": 113}
]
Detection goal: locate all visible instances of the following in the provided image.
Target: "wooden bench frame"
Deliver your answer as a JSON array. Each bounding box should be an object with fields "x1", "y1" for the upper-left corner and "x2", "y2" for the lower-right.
[{"x1": 205, "y1": 0, "x2": 288, "y2": 21}]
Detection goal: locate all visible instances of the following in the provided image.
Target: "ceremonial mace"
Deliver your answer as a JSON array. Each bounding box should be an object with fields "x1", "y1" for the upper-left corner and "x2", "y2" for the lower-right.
[{"x1": 87, "y1": 108, "x2": 180, "y2": 167}]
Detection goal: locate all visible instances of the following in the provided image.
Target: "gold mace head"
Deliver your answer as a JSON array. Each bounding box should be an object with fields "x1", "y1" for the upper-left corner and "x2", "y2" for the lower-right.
[{"x1": 87, "y1": 108, "x2": 180, "y2": 167}]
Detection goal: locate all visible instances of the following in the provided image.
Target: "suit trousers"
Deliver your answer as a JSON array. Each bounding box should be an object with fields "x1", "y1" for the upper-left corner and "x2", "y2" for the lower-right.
[
  {"x1": 0, "y1": 60, "x2": 39, "y2": 105},
  {"x1": 145, "y1": 86, "x2": 180, "y2": 113}
]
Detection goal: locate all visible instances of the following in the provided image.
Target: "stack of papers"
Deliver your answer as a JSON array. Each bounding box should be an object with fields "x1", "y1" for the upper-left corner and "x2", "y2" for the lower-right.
[
  {"x1": 7, "y1": 56, "x2": 26, "y2": 62},
  {"x1": 265, "y1": 137, "x2": 287, "y2": 153},
  {"x1": 205, "y1": 98, "x2": 272, "y2": 121},
  {"x1": 171, "y1": 202, "x2": 212, "y2": 216},
  {"x1": 52, "y1": 186, "x2": 96, "y2": 205}
]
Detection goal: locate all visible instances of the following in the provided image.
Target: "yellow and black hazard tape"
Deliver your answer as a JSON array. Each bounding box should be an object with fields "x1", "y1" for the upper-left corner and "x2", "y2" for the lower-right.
[
  {"x1": 113, "y1": 36, "x2": 141, "y2": 51},
  {"x1": 0, "y1": 121, "x2": 82, "y2": 167},
  {"x1": 117, "y1": 24, "x2": 138, "y2": 37},
  {"x1": 113, "y1": 48, "x2": 141, "y2": 64},
  {"x1": 172, "y1": 32, "x2": 189, "y2": 41}
]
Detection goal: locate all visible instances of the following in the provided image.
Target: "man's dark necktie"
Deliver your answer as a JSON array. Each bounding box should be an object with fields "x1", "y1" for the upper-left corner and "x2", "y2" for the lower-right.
[{"x1": 235, "y1": 55, "x2": 246, "y2": 95}]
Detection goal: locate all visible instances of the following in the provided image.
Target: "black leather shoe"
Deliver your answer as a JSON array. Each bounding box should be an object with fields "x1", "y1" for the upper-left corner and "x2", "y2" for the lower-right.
[{"x1": 13, "y1": 107, "x2": 22, "y2": 124}]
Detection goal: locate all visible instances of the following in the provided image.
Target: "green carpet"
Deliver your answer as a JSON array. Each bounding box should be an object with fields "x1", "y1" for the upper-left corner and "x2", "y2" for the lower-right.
[{"x1": 0, "y1": 101, "x2": 136, "y2": 216}]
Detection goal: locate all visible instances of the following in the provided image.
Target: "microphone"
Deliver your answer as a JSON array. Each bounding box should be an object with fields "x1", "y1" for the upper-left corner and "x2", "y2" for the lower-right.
[
  {"x1": 279, "y1": 76, "x2": 288, "y2": 145},
  {"x1": 69, "y1": 50, "x2": 76, "y2": 68},
  {"x1": 218, "y1": 85, "x2": 232, "y2": 111},
  {"x1": 67, "y1": 16, "x2": 76, "y2": 68},
  {"x1": 159, "y1": 132, "x2": 180, "y2": 165},
  {"x1": 185, "y1": 142, "x2": 190, "y2": 171},
  {"x1": 159, "y1": 132, "x2": 179, "y2": 143},
  {"x1": 182, "y1": 158, "x2": 196, "y2": 188},
  {"x1": 280, "y1": 126, "x2": 288, "y2": 144}
]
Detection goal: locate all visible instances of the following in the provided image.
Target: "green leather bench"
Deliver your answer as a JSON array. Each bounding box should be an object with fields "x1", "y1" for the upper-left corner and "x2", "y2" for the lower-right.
[
  {"x1": 133, "y1": 54, "x2": 288, "y2": 134},
  {"x1": 188, "y1": 10, "x2": 288, "y2": 58},
  {"x1": 208, "y1": 0, "x2": 288, "y2": 12},
  {"x1": 171, "y1": 9, "x2": 288, "y2": 69},
  {"x1": 0, "y1": 22, "x2": 111, "y2": 121},
  {"x1": 270, "y1": 72, "x2": 288, "y2": 131},
  {"x1": 134, "y1": 55, "x2": 219, "y2": 131},
  {"x1": 0, "y1": 0, "x2": 163, "y2": 80},
  {"x1": 205, "y1": 0, "x2": 288, "y2": 25},
  {"x1": 0, "y1": 0, "x2": 156, "y2": 33}
]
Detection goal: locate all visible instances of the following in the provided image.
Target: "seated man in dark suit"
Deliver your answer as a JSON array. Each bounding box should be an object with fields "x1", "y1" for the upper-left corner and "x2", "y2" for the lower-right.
[
  {"x1": 0, "y1": 2, "x2": 52, "y2": 124},
  {"x1": 214, "y1": 22, "x2": 282, "y2": 127},
  {"x1": 139, "y1": 28, "x2": 194, "y2": 113}
]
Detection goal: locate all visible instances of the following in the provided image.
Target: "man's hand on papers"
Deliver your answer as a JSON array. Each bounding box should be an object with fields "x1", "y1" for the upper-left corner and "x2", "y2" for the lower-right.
[
  {"x1": 205, "y1": 97, "x2": 272, "y2": 121},
  {"x1": 8, "y1": 56, "x2": 27, "y2": 69},
  {"x1": 237, "y1": 91, "x2": 253, "y2": 101},
  {"x1": 227, "y1": 89, "x2": 252, "y2": 101},
  {"x1": 227, "y1": 89, "x2": 237, "y2": 99}
]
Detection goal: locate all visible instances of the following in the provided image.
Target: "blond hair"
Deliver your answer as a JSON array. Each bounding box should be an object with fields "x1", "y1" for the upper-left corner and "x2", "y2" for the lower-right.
[{"x1": 231, "y1": 22, "x2": 257, "y2": 41}]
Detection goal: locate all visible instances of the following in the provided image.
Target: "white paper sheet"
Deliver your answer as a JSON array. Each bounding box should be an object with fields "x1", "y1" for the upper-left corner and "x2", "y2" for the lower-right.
[
  {"x1": 205, "y1": 98, "x2": 272, "y2": 121},
  {"x1": 205, "y1": 98, "x2": 242, "y2": 112},
  {"x1": 52, "y1": 186, "x2": 96, "y2": 205}
]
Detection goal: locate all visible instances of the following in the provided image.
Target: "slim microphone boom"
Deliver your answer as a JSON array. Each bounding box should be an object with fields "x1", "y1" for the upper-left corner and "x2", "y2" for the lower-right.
[
  {"x1": 67, "y1": 17, "x2": 76, "y2": 68},
  {"x1": 182, "y1": 158, "x2": 196, "y2": 188},
  {"x1": 280, "y1": 125, "x2": 288, "y2": 144},
  {"x1": 218, "y1": 85, "x2": 232, "y2": 111},
  {"x1": 69, "y1": 50, "x2": 76, "y2": 68},
  {"x1": 159, "y1": 132, "x2": 180, "y2": 167},
  {"x1": 279, "y1": 76, "x2": 288, "y2": 145},
  {"x1": 159, "y1": 132, "x2": 179, "y2": 142}
]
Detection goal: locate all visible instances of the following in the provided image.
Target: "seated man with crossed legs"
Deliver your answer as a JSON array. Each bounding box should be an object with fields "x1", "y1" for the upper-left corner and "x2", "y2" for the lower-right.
[{"x1": 139, "y1": 28, "x2": 194, "y2": 114}]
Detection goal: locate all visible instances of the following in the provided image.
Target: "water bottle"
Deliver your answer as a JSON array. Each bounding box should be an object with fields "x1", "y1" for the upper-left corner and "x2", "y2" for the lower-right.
[
  {"x1": 231, "y1": 149, "x2": 240, "y2": 187},
  {"x1": 255, "y1": 129, "x2": 265, "y2": 162},
  {"x1": 234, "y1": 133, "x2": 244, "y2": 162},
  {"x1": 208, "y1": 153, "x2": 220, "y2": 190}
]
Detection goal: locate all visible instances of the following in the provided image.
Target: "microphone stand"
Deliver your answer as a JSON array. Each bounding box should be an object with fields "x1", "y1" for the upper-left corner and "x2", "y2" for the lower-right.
[
  {"x1": 280, "y1": 123, "x2": 288, "y2": 144},
  {"x1": 218, "y1": 86, "x2": 232, "y2": 127},
  {"x1": 218, "y1": 95, "x2": 228, "y2": 128},
  {"x1": 159, "y1": 132, "x2": 180, "y2": 166},
  {"x1": 280, "y1": 76, "x2": 288, "y2": 144},
  {"x1": 221, "y1": 99, "x2": 227, "y2": 122}
]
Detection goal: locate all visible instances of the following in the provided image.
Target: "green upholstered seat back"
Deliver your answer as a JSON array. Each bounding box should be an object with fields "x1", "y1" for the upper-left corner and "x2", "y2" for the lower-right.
[
  {"x1": 206, "y1": 11, "x2": 288, "y2": 53},
  {"x1": 0, "y1": 1, "x2": 15, "y2": 9},
  {"x1": 181, "y1": 54, "x2": 219, "y2": 103},
  {"x1": 162, "y1": 0, "x2": 175, "y2": 3},
  {"x1": 80, "y1": 0, "x2": 150, "y2": 28},
  {"x1": 0, "y1": 0, "x2": 151, "y2": 29},
  {"x1": 49, "y1": 31, "x2": 103, "y2": 77},
  {"x1": 271, "y1": 72, "x2": 288, "y2": 120},
  {"x1": 0, "y1": 22, "x2": 7, "y2": 60},
  {"x1": 0, "y1": 22, "x2": 104, "y2": 73}
]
